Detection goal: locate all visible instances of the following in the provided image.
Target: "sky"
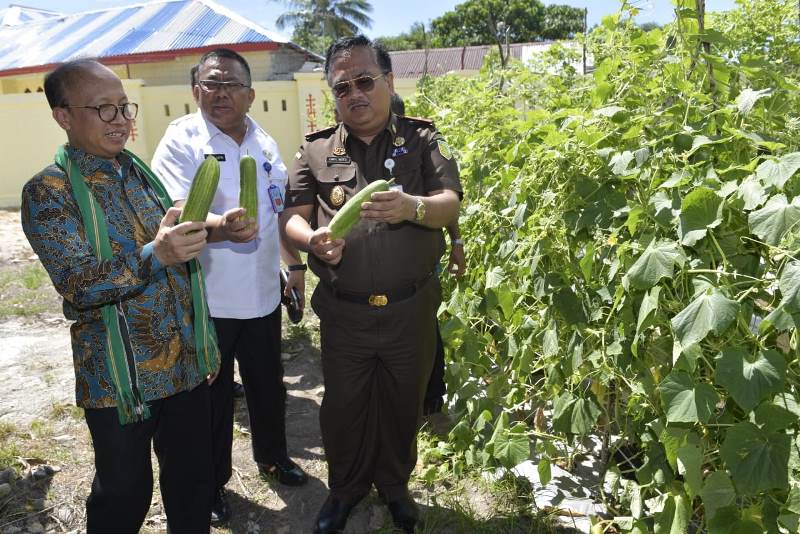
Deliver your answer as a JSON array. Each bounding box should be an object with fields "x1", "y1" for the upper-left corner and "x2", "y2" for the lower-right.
[{"x1": 2, "y1": 0, "x2": 740, "y2": 39}]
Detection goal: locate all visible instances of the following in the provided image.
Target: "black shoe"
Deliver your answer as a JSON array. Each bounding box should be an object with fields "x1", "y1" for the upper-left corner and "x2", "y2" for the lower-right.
[
  {"x1": 232, "y1": 381, "x2": 245, "y2": 399},
  {"x1": 258, "y1": 458, "x2": 308, "y2": 486},
  {"x1": 386, "y1": 493, "x2": 419, "y2": 533},
  {"x1": 313, "y1": 494, "x2": 359, "y2": 533},
  {"x1": 210, "y1": 487, "x2": 231, "y2": 524}
]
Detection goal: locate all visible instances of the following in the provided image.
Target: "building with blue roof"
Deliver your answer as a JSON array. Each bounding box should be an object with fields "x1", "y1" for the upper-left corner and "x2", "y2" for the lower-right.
[{"x1": 0, "y1": 0, "x2": 334, "y2": 206}]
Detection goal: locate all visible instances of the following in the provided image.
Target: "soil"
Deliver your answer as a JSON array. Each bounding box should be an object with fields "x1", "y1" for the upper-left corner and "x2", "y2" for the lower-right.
[{"x1": 0, "y1": 210, "x2": 550, "y2": 534}]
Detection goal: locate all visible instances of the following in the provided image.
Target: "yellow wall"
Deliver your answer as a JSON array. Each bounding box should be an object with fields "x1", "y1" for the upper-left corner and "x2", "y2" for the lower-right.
[
  {"x1": 0, "y1": 71, "x2": 428, "y2": 208},
  {"x1": 0, "y1": 75, "x2": 333, "y2": 207}
]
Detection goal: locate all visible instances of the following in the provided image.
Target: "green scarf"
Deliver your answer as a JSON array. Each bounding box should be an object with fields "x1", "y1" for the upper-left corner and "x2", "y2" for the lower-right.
[{"x1": 55, "y1": 145, "x2": 220, "y2": 425}]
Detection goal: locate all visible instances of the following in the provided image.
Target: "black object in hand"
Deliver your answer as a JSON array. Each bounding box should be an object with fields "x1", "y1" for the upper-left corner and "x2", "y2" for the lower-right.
[{"x1": 280, "y1": 269, "x2": 303, "y2": 324}]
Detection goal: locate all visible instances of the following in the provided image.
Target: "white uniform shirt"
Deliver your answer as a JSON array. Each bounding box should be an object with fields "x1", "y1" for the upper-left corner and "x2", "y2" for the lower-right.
[{"x1": 152, "y1": 111, "x2": 287, "y2": 319}]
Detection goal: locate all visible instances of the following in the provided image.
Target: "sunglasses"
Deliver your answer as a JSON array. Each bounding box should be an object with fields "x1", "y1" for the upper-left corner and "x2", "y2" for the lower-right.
[
  {"x1": 197, "y1": 79, "x2": 251, "y2": 93},
  {"x1": 331, "y1": 73, "x2": 385, "y2": 99}
]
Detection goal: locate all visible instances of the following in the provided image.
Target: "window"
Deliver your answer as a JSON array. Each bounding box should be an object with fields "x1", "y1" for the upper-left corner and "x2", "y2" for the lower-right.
[
  {"x1": 263, "y1": 100, "x2": 269, "y2": 112},
  {"x1": 281, "y1": 99, "x2": 287, "y2": 111},
  {"x1": 164, "y1": 104, "x2": 170, "y2": 117},
  {"x1": 184, "y1": 103, "x2": 190, "y2": 114}
]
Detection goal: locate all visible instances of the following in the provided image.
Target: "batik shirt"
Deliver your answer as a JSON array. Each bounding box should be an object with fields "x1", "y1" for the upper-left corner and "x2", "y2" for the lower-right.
[{"x1": 21, "y1": 145, "x2": 205, "y2": 409}]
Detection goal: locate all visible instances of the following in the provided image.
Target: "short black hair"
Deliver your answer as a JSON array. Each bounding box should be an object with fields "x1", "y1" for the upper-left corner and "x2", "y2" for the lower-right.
[
  {"x1": 197, "y1": 48, "x2": 251, "y2": 84},
  {"x1": 324, "y1": 35, "x2": 392, "y2": 81},
  {"x1": 390, "y1": 93, "x2": 405, "y2": 115},
  {"x1": 43, "y1": 59, "x2": 103, "y2": 109},
  {"x1": 190, "y1": 63, "x2": 199, "y2": 86}
]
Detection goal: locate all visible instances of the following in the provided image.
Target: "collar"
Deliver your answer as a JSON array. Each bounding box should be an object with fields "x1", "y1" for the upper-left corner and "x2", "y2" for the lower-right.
[
  {"x1": 197, "y1": 110, "x2": 253, "y2": 145},
  {"x1": 65, "y1": 144, "x2": 130, "y2": 178},
  {"x1": 336, "y1": 113, "x2": 398, "y2": 151}
]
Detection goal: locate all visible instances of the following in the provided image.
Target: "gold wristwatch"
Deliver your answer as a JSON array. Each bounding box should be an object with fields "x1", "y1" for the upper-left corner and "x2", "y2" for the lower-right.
[{"x1": 414, "y1": 197, "x2": 426, "y2": 222}]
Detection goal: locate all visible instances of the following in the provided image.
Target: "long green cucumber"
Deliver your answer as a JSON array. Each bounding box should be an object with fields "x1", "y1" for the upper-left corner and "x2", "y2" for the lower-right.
[
  {"x1": 179, "y1": 155, "x2": 220, "y2": 223},
  {"x1": 328, "y1": 178, "x2": 395, "y2": 240},
  {"x1": 239, "y1": 154, "x2": 258, "y2": 230}
]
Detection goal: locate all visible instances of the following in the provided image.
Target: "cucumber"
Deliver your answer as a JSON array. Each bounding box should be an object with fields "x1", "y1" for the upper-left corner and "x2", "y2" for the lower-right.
[
  {"x1": 179, "y1": 155, "x2": 220, "y2": 223},
  {"x1": 328, "y1": 178, "x2": 395, "y2": 240}
]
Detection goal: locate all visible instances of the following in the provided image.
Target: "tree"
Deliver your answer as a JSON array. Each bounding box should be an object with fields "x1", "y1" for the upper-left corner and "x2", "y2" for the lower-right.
[
  {"x1": 540, "y1": 4, "x2": 585, "y2": 40},
  {"x1": 377, "y1": 22, "x2": 428, "y2": 51},
  {"x1": 637, "y1": 21, "x2": 662, "y2": 31},
  {"x1": 428, "y1": 0, "x2": 584, "y2": 49},
  {"x1": 430, "y1": 0, "x2": 545, "y2": 48},
  {"x1": 274, "y1": 0, "x2": 373, "y2": 54}
]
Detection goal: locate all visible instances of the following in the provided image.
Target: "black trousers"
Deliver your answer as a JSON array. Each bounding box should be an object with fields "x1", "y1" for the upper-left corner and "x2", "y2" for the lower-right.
[
  {"x1": 311, "y1": 277, "x2": 439, "y2": 502},
  {"x1": 84, "y1": 382, "x2": 213, "y2": 534},
  {"x1": 211, "y1": 305, "x2": 285, "y2": 489},
  {"x1": 423, "y1": 326, "x2": 446, "y2": 405}
]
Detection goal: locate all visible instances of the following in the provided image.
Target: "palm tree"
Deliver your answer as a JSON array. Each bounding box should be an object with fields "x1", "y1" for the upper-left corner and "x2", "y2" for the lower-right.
[{"x1": 275, "y1": 0, "x2": 373, "y2": 51}]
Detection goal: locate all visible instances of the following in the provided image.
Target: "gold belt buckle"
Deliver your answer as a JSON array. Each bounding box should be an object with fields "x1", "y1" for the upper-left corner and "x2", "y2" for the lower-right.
[{"x1": 368, "y1": 294, "x2": 388, "y2": 307}]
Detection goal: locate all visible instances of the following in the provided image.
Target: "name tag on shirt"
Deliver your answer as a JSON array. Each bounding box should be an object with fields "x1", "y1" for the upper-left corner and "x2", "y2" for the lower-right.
[
  {"x1": 204, "y1": 153, "x2": 226, "y2": 162},
  {"x1": 326, "y1": 156, "x2": 352, "y2": 166},
  {"x1": 268, "y1": 184, "x2": 284, "y2": 213}
]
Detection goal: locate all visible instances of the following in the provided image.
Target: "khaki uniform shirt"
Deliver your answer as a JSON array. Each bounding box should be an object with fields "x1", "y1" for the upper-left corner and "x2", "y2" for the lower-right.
[{"x1": 286, "y1": 114, "x2": 462, "y2": 293}]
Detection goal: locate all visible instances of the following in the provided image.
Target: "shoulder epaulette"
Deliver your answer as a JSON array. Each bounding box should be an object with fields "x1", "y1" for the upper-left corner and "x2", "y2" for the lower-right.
[
  {"x1": 304, "y1": 124, "x2": 338, "y2": 141},
  {"x1": 399, "y1": 115, "x2": 435, "y2": 127}
]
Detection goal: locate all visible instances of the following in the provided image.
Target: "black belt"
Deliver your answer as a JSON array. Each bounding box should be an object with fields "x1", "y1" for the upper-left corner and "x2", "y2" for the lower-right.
[{"x1": 324, "y1": 274, "x2": 432, "y2": 307}]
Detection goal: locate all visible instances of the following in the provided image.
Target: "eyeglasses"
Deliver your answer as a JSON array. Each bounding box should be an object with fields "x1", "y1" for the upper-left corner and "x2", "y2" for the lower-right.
[
  {"x1": 197, "y1": 79, "x2": 251, "y2": 93},
  {"x1": 331, "y1": 73, "x2": 385, "y2": 99},
  {"x1": 64, "y1": 103, "x2": 139, "y2": 123}
]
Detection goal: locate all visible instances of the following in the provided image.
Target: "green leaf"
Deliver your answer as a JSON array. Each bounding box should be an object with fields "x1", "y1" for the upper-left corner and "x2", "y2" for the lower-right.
[
  {"x1": 579, "y1": 243, "x2": 595, "y2": 282},
  {"x1": 659, "y1": 371, "x2": 719, "y2": 423},
  {"x1": 611, "y1": 150, "x2": 636, "y2": 175},
  {"x1": 715, "y1": 347, "x2": 786, "y2": 412},
  {"x1": 738, "y1": 175, "x2": 767, "y2": 210},
  {"x1": 784, "y1": 484, "x2": 800, "y2": 514},
  {"x1": 690, "y1": 135, "x2": 714, "y2": 151},
  {"x1": 754, "y1": 400, "x2": 798, "y2": 432},
  {"x1": 512, "y1": 203, "x2": 527, "y2": 228},
  {"x1": 624, "y1": 240, "x2": 685, "y2": 290},
  {"x1": 779, "y1": 261, "x2": 800, "y2": 312},
  {"x1": 485, "y1": 266, "x2": 506, "y2": 289},
  {"x1": 700, "y1": 471, "x2": 736, "y2": 519},
  {"x1": 553, "y1": 287, "x2": 586, "y2": 325},
  {"x1": 720, "y1": 421, "x2": 791, "y2": 495},
  {"x1": 748, "y1": 194, "x2": 800, "y2": 245},
  {"x1": 679, "y1": 187, "x2": 723, "y2": 246},
  {"x1": 780, "y1": 485, "x2": 800, "y2": 532},
  {"x1": 542, "y1": 320, "x2": 559, "y2": 357},
  {"x1": 659, "y1": 426, "x2": 688, "y2": 470},
  {"x1": 735, "y1": 88, "x2": 772, "y2": 116},
  {"x1": 676, "y1": 444, "x2": 703, "y2": 498},
  {"x1": 761, "y1": 304, "x2": 796, "y2": 332},
  {"x1": 538, "y1": 458, "x2": 552, "y2": 485},
  {"x1": 594, "y1": 105, "x2": 626, "y2": 119},
  {"x1": 654, "y1": 493, "x2": 690, "y2": 534},
  {"x1": 671, "y1": 288, "x2": 738, "y2": 346},
  {"x1": 570, "y1": 397, "x2": 601, "y2": 435},
  {"x1": 493, "y1": 426, "x2": 530, "y2": 468},
  {"x1": 707, "y1": 507, "x2": 763, "y2": 534},
  {"x1": 552, "y1": 392, "x2": 575, "y2": 434},
  {"x1": 635, "y1": 286, "x2": 661, "y2": 339},
  {"x1": 756, "y1": 152, "x2": 800, "y2": 189}
]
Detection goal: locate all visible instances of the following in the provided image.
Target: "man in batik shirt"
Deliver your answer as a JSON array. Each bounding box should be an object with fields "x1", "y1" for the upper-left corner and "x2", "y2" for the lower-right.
[{"x1": 21, "y1": 59, "x2": 252, "y2": 534}]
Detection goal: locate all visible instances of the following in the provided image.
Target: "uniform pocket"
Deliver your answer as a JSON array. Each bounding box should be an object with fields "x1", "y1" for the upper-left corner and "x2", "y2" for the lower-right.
[{"x1": 317, "y1": 165, "x2": 358, "y2": 214}]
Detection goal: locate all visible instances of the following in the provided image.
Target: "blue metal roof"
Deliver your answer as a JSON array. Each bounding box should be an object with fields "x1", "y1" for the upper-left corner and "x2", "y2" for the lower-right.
[{"x1": 0, "y1": 0, "x2": 297, "y2": 74}]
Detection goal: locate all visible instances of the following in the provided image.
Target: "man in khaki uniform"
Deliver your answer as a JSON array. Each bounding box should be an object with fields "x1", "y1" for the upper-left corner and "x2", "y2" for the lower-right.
[{"x1": 280, "y1": 35, "x2": 462, "y2": 533}]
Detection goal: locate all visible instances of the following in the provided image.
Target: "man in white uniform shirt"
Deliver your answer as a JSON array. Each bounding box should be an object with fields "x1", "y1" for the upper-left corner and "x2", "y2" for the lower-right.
[{"x1": 152, "y1": 48, "x2": 308, "y2": 525}]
